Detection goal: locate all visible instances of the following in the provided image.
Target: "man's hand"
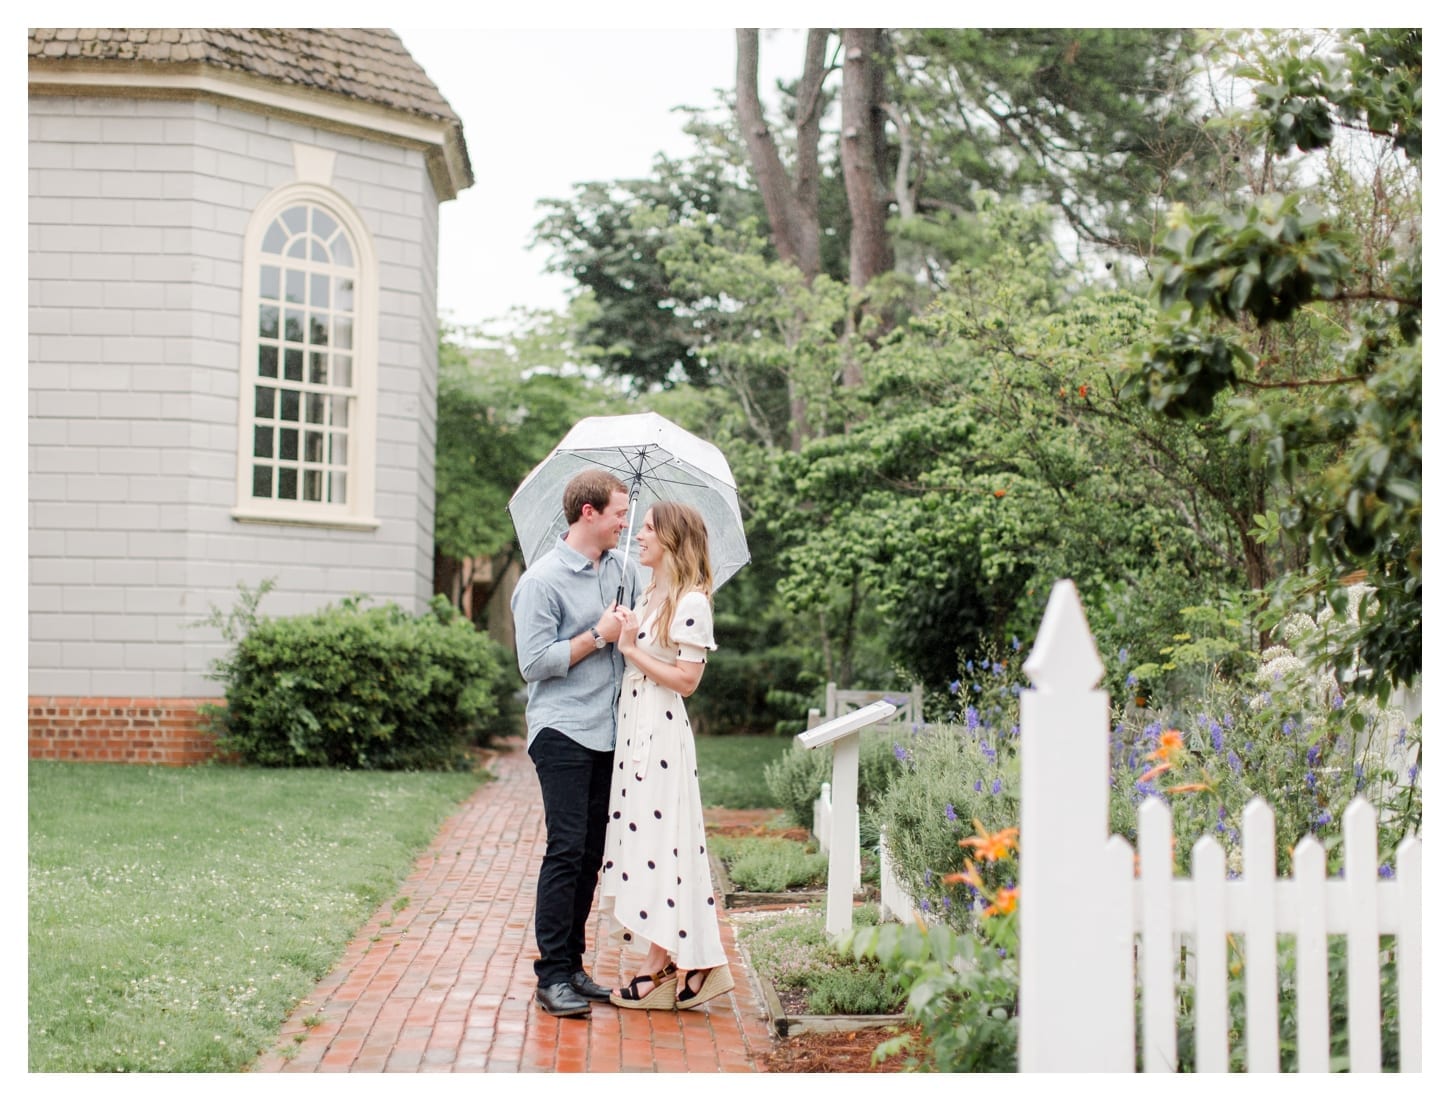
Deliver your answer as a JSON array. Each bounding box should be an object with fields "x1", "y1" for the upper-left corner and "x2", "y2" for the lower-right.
[{"x1": 595, "y1": 602, "x2": 624, "y2": 644}]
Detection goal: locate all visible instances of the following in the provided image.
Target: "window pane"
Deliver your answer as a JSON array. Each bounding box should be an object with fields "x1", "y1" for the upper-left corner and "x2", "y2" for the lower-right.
[
  {"x1": 284, "y1": 348, "x2": 303, "y2": 381},
  {"x1": 254, "y1": 386, "x2": 276, "y2": 419},
  {"x1": 309, "y1": 313, "x2": 330, "y2": 347},
  {"x1": 329, "y1": 399, "x2": 350, "y2": 428},
  {"x1": 330, "y1": 433, "x2": 348, "y2": 465},
  {"x1": 334, "y1": 318, "x2": 353, "y2": 351},
  {"x1": 303, "y1": 469, "x2": 323, "y2": 502},
  {"x1": 280, "y1": 390, "x2": 300, "y2": 422},
  {"x1": 262, "y1": 221, "x2": 286, "y2": 255},
  {"x1": 259, "y1": 264, "x2": 280, "y2": 300},
  {"x1": 305, "y1": 394, "x2": 325, "y2": 424},
  {"x1": 287, "y1": 238, "x2": 307, "y2": 259},
  {"x1": 334, "y1": 277, "x2": 354, "y2": 311},
  {"x1": 304, "y1": 430, "x2": 324, "y2": 462},
  {"x1": 284, "y1": 269, "x2": 304, "y2": 304},
  {"x1": 252, "y1": 464, "x2": 272, "y2": 497},
  {"x1": 282, "y1": 206, "x2": 307, "y2": 234},
  {"x1": 258, "y1": 345, "x2": 278, "y2": 378},
  {"x1": 278, "y1": 467, "x2": 298, "y2": 500},
  {"x1": 284, "y1": 310, "x2": 304, "y2": 343},
  {"x1": 279, "y1": 427, "x2": 298, "y2": 461},
  {"x1": 253, "y1": 425, "x2": 274, "y2": 459},
  {"x1": 259, "y1": 304, "x2": 279, "y2": 340},
  {"x1": 333, "y1": 356, "x2": 352, "y2": 388},
  {"x1": 310, "y1": 273, "x2": 329, "y2": 308},
  {"x1": 329, "y1": 471, "x2": 347, "y2": 504},
  {"x1": 309, "y1": 351, "x2": 327, "y2": 385},
  {"x1": 311, "y1": 239, "x2": 328, "y2": 263},
  {"x1": 313, "y1": 209, "x2": 337, "y2": 239},
  {"x1": 333, "y1": 236, "x2": 353, "y2": 268}
]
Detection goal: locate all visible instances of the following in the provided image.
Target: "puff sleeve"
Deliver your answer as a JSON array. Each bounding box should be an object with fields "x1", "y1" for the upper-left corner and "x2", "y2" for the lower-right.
[{"x1": 671, "y1": 591, "x2": 716, "y2": 663}]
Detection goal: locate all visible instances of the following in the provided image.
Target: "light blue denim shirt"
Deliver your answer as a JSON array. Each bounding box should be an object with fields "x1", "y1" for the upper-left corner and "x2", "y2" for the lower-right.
[{"x1": 510, "y1": 534, "x2": 637, "y2": 751}]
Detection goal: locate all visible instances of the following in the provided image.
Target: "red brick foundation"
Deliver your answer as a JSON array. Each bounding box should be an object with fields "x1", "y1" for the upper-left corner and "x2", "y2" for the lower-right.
[{"x1": 28, "y1": 697, "x2": 224, "y2": 765}]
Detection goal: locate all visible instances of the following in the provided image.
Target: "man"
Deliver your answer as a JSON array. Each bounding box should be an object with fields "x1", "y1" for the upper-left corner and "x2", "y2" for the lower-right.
[{"x1": 511, "y1": 469, "x2": 634, "y2": 1017}]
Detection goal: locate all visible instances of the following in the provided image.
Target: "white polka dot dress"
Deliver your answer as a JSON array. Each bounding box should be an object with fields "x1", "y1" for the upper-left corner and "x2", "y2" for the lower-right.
[{"x1": 599, "y1": 589, "x2": 724, "y2": 971}]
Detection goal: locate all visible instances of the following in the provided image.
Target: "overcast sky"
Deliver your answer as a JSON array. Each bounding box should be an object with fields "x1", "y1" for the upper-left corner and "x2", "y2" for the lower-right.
[{"x1": 396, "y1": 28, "x2": 809, "y2": 328}]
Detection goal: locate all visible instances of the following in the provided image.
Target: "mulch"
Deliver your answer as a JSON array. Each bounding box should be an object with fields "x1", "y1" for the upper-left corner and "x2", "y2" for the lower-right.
[{"x1": 761, "y1": 1025, "x2": 924, "y2": 1073}]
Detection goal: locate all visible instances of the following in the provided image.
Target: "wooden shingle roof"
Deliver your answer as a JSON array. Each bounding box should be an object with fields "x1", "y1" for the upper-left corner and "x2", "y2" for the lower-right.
[{"x1": 29, "y1": 28, "x2": 460, "y2": 124}]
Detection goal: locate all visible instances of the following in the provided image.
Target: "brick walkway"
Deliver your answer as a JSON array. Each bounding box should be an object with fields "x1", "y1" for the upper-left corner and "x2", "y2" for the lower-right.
[{"x1": 252, "y1": 738, "x2": 776, "y2": 1072}]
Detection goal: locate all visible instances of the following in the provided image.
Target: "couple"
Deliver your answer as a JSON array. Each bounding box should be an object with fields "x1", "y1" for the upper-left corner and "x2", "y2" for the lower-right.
[{"x1": 510, "y1": 469, "x2": 734, "y2": 1018}]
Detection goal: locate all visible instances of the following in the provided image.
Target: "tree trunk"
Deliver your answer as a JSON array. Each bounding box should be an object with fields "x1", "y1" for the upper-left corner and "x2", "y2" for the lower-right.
[
  {"x1": 735, "y1": 28, "x2": 826, "y2": 281},
  {"x1": 736, "y1": 28, "x2": 831, "y2": 449},
  {"x1": 841, "y1": 29, "x2": 894, "y2": 292},
  {"x1": 840, "y1": 29, "x2": 895, "y2": 386}
]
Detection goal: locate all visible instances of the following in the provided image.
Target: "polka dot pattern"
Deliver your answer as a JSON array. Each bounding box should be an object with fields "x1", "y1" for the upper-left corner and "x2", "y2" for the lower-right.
[{"x1": 597, "y1": 590, "x2": 724, "y2": 972}]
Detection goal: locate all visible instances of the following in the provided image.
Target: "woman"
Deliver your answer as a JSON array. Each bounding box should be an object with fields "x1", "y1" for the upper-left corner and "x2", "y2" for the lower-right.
[{"x1": 599, "y1": 501, "x2": 734, "y2": 1011}]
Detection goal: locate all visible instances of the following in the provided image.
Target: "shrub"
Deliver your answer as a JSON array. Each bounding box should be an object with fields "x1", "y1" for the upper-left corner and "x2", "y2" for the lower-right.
[
  {"x1": 763, "y1": 729, "x2": 903, "y2": 833},
  {"x1": 734, "y1": 905, "x2": 903, "y2": 1016},
  {"x1": 711, "y1": 836, "x2": 827, "y2": 892},
  {"x1": 199, "y1": 583, "x2": 511, "y2": 769}
]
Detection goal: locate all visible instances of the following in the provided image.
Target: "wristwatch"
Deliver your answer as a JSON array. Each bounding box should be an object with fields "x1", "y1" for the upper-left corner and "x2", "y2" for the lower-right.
[{"x1": 589, "y1": 627, "x2": 607, "y2": 650}]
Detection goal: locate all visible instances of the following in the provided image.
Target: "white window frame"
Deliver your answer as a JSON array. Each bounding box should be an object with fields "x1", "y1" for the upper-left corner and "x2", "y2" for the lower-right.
[{"x1": 232, "y1": 183, "x2": 379, "y2": 530}]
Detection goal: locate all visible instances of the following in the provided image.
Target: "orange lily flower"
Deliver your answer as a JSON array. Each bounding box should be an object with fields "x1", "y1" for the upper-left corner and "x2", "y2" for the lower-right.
[
  {"x1": 1163, "y1": 782, "x2": 1210, "y2": 794},
  {"x1": 1140, "y1": 762, "x2": 1172, "y2": 782},
  {"x1": 985, "y1": 886, "x2": 1018, "y2": 917},
  {"x1": 944, "y1": 860, "x2": 986, "y2": 892},
  {"x1": 960, "y1": 820, "x2": 1020, "y2": 863}
]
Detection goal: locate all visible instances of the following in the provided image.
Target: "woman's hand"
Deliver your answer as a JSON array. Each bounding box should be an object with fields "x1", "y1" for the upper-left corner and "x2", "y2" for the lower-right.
[{"x1": 613, "y1": 606, "x2": 639, "y2": 656}]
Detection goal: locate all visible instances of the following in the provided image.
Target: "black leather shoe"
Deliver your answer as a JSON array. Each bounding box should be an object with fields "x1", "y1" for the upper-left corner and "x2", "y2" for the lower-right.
[
  {"x1": 570, "y1": 970, "x2": 612, "y2": 1002},
  {"x1": 536, "y1": 981, "x2": 590, "y2": 1017}
]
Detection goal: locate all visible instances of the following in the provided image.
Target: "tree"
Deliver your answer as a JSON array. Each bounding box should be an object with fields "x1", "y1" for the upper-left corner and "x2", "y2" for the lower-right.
[
  {"x1": 433, "y1": 307, "x2": 622, "y2": 622},
  {"x1": 1127, "y1": 28, "x2": 1421, "y2": 697}
]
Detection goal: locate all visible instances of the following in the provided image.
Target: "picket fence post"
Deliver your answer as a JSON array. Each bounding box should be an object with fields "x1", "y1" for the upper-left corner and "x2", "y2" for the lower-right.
[{"x1": 1018, "y1": 579, "x2": 1132, "y2": 1071}]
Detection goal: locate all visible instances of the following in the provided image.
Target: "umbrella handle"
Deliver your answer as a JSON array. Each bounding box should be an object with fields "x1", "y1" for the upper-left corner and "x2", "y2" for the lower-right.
[{"x1": 616, "y1": 481, "x2": 643, "y2": 609}]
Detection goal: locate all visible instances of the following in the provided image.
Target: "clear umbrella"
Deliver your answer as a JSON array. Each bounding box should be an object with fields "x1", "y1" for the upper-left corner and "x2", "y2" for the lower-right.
[{"x1": 507, "y1": 412, "x2": 750, "y2": 602}]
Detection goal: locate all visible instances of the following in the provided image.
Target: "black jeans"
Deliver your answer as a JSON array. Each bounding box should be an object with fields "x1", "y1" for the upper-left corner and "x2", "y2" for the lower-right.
[{"x1": 528, "y1": 727, "x2": 614, "y2": 986}]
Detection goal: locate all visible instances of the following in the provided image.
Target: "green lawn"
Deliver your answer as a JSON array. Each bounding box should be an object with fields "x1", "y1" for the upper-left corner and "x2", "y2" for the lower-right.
[
  {"x1": 28, "y1": 761, "x2": 484, "y2": 1072},
  {"x1": 693, "y1": 733, "x2": 793, "y2": 808}
]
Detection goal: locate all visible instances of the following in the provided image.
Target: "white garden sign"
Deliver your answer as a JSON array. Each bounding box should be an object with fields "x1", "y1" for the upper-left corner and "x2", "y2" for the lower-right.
[{"x1": 1017, "y1": 579, "x2": 1421, "y2": 1073}]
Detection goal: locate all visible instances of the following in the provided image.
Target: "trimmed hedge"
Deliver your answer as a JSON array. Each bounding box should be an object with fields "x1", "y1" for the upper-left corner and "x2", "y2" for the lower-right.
[{"x1": 201, "y1": 588, "x2": 511, "y2": 769}]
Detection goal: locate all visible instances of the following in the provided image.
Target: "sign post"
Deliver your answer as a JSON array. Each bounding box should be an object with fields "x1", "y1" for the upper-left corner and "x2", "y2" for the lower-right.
[{"x1": 796, "y1": 699, "x2": 898, "y2": 937}]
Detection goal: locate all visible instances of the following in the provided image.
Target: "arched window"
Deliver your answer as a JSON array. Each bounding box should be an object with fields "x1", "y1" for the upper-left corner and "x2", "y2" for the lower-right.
[{"x1": 234, "y1": 186, "x2": 377, "y2": 528}]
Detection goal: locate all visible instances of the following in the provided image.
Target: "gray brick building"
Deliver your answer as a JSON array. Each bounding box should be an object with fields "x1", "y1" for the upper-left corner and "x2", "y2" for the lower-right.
[{"x1": 28, "y1": 29, "x2": 474, "y2": 761}]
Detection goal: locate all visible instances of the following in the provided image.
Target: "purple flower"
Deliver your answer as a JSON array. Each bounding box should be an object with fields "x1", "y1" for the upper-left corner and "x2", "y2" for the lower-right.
[
  {"x1": 1378, "y1": 864, "x2": 1395, "y2": 880},
  {"x1": 965, "y1": 706, "x2": 981, "y2": 731},
  {"x1": 974, "y1": 778, "x2": 983, "y2": 793},
  {"x1": 945, "y1": 803, "x2": 958, "y2": 823},
  {"x1": 923, "y1": 870, "x2": 932, "y2": 885},
  {"x1": 1283, "y1": 719, "x2": 1295, "y2": 735},
  {"x1": 1144, "y1": 721, "x2": 1162, "y2": 740},
  {"x1": 991, "y1": 778, "x2": 1002, "y2": 796},
  {"x1": 1118, "y1": 647, "x2": 1129, "y2": 663},
  {"x1": 1209, "y1": 722, "x2": 1224, "y2": 753},
  {"x1": 1408, "y1": 763, "x2": 1420, "y2": 783},
  {"x1": 949, "y1": 679, "x2": 961, "y2": 696},
  {"x1": 964, "y1": 660, "x2": 974, "y2": 673},
  {"x1": 997, "y1": 947, "x2": 1008, "y2": 959},
  {"x1": 1012, "y1": 637, "x2": 1022, "y2": 651},
  {"x1": 1332, "y1": 694, "x2": 1345, "y2": 710},
  {"x1": 1354, "y1": 763, "x2": 1365, "y2": 791},
  {"x1": 1313, "y1": 811, "x2": 1331, "y2": 829},
  {"x1": 1126, "y1": 673, "x2": 1139, "y2": 688},
  {"x1": 941, "y1": 895, "x2": 952, "y2": 910},
  {"x1": 1307, "y1": 745, "x2": 1321, "y2": 767},
  {"x1": 979, "y1": 739, "x2": 996, "y2": 763},
  {"x1": 893, "y1": 743, "x2": 908, "y2": 762},
  {"x1": 919, "y1": 898, "x2": 931, "y2": 913}
]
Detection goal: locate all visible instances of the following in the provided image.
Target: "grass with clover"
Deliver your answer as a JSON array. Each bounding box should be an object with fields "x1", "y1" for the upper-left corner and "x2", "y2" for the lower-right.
[{"x1": 28, "y1": 762, "x2": 485, "y2": 1072}]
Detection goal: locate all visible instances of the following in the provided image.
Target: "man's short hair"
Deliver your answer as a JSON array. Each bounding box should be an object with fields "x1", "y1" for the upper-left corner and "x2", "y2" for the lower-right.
[{"x1": 562, "y1": 469, "x2": 627, "y2": 525}]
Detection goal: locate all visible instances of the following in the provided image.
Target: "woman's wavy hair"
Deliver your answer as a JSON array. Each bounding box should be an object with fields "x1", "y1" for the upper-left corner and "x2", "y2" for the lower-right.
[{"x1": 647, "y1": 500, "x2": 713, "y2": 651}]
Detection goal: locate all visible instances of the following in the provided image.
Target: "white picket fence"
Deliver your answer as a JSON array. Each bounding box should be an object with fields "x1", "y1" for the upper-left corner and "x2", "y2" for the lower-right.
[{"x1": 1014, "y1": 580, "x2": 1421, "y2": 1072}]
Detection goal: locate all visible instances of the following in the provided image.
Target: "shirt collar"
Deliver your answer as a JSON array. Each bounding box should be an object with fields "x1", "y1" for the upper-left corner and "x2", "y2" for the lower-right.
[{"x1": 555, "y1": 533, "x2": 615, "y2": 574}]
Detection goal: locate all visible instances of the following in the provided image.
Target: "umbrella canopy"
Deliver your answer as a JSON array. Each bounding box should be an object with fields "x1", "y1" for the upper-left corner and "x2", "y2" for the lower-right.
[{"x1": 507, "y1": 412, "x2": 750, "y2": 593}]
